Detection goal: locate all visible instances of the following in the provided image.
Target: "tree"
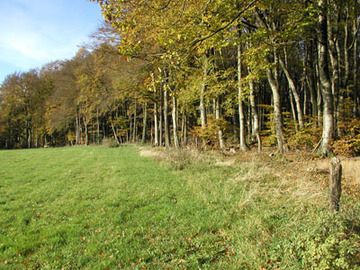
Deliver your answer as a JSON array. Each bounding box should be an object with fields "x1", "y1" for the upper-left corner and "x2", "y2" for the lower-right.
[
  {"x1": 0, "y1": 70, "x2": 53, "y2": 148},
  {"x1": 1, "y1": 0, "x2": 359, "y2": 154},
  {"x1": 317, "y1": 0, "x2": 334, "y2": 156}
]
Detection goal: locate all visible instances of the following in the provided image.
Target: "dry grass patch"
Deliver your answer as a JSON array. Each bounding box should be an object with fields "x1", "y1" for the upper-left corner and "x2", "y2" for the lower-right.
[
  {"x1": 230, "y1": 160, "x2": 274, "y2": 183},
  {"x1": 139, "y1": 145, "x2": 358, "y2": 206},
  {"x1": 287, "y1": 172, "x2": 326, "y2": 205},
  {"x1": 138, "y1": 146, "x2": 209, "y2": 171},
  {"x1": 138, "y1": 146, "x2": 163, "y2": 157},
  {"x1": 314, "y1": 156, "x2": 360, "y2": 185},
  {"x1": 215, "y1": 159, "x2": 235, "y2": 166},
  {"x1": 228, "y1": 151, "x2": 328, "y2": 206}
]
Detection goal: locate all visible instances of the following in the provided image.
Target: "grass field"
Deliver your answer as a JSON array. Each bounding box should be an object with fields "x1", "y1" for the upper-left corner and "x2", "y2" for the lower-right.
[{"x1": 0, "y1": 145, "x2": 359, "y2": 269}]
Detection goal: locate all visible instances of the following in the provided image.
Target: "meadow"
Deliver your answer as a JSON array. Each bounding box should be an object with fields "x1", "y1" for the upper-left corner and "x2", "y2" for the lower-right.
[{"x1": 0, "y1": 145, "x2": 359, "y2": 269}]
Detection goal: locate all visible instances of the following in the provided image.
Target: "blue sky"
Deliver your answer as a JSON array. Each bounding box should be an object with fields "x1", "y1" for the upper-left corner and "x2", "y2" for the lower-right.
[{"x1": 0, "y1": 0, "x2": 104, "y2": 83}]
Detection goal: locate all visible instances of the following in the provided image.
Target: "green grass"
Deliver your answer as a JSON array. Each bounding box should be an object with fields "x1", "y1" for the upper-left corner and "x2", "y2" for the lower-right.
[{"x1": 0, "y1": 146, "x2": 359, "y2": 269}]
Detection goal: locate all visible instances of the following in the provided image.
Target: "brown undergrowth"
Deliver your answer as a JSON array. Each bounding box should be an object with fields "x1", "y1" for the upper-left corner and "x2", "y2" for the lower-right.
[{"x1": 138, "y1": 145, "x2": 360, "y2": 205}]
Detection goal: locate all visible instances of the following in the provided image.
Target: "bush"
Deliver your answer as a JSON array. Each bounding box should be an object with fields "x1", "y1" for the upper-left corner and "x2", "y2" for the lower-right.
[
  {"x1": 191, "y1": 119, "x2": 228, "y2": 149},
  {"x1": 333, "y1": 136, "x2": 360, "y2": 157},
  {"x1": 293, "y1": 210, "x2": 360, "y2": 269},
  {"x1": 287, "y1": 129, "x2": 321, "y2": 151},
  {"x1": 261, "y1": 133, "x2": 277, "y2": 147}
]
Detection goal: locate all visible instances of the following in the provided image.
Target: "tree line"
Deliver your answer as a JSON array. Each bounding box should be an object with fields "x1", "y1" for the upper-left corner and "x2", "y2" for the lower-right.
[{"x1": 0, "y1": 0, "x2": 359, "y2": 156}]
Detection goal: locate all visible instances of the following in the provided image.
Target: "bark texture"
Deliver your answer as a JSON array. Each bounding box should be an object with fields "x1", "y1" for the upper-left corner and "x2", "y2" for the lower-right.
[
  {"x1": 329, "y1": 157, "x2": 342, "y2": 212},
  {"x1": 237, "y1": 45, "x2": 248, "y2": 151},
  {"x1": 318, "y1": 0, "x2": 334, "y2": 156}
]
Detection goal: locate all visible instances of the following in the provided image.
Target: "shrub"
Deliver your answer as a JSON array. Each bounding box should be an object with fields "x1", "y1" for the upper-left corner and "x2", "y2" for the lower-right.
[
  {"x1": 287, "y1": 128, "x2": 321, "y2": 151},
  {"x1": 261, "y1": 132, "x2": 277, "y2": 147},
  {"x1": 190, "y1": 119, "x2": 228, "y2": 149},
  {"x1": 293, "y1": 210, "x2": 360, "y2": 269},
  {"x1": 333, "y1": 136, "x2": 360, "y2": 157}
]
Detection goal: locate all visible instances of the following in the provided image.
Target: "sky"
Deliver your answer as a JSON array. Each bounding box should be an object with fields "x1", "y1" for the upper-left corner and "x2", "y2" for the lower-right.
[{"x1": 0, "y1": 0, "x2": 104, "y2": 83}]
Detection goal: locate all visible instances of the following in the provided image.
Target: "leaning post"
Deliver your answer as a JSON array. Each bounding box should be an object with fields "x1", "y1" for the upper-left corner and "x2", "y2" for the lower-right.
[{"x1": 329, "y1": 157, "x2": 342, "y2": 212}]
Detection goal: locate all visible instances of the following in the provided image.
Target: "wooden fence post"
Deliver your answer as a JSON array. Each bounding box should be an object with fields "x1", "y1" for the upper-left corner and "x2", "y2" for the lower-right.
[{"x1": 329, "y1": 157, "x2": 342, "y2": 212}]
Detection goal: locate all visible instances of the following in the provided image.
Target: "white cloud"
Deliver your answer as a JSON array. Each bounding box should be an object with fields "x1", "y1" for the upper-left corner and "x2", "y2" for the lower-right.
[{"x1": 0, "y1": 0, "x2": 103, "y2": 82}]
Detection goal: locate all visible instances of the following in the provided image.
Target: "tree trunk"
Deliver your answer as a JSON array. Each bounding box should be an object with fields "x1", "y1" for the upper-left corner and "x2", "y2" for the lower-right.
[
  {"x1": 129, "y1": 114, "x2": 133, "y2": 143},
  {"x1": 327, "y1": 5, "x2": 340, "y2": 101},
  {"x1": 289, "y1": 91, "x2": 298, "y2": 133},
  {"x1": 159, "y1": 83, "x2": 163, "y2": 146},
  {"x1": 215, "y1": 97, "x2": 225, "y2": 149},
  {"x1": 248, "y1": 78, "x2": 262, "y2": 152},
  {"x1": 344, "y1": 5, "x2": 350, "y2": 90},
  {"x1": 315, "y1": 63, "x2": 323, "y2": 125},
  {"x1": 327, "y1": 5, "x2": 341, "y2": 137},
  {"x1": 306, "y1": 41, "x2": 318, "y2": 122},
  {"x1": 318, "y1": 0, "x2": 334, "y2": 156},
  {"x1": 302, "y1": 81, "x2": 307, "y2": 117},
  {"x1": 25, "y1": 121, "x2": 30, "y2": 148},
  {"x1": 200, "y1": 56, "x2": 208, "y2": 129},
  {"x1": 76, "y1": 111, "x2": 81, "y2": 145},
  {"x1": 181, "y1": 110, "x2": 188, "y2": 146},
  {"x1": 83, "y1": 116, "x2": 88, "y2": 146},
  {"x1": 237, "y1": 44, "x2": 248, "y2": 151},
  {"x1": 27, "y1": 127, "x2": 31, "y2": 148},
  {"x1": 110, "y1": 117, "x2": 120, "y2": 144},
  {"x1": 96, "y1": 108, "x2": 100, "y2": 144},
  {"x1": 353, "y1": 20, "x2": 358, "y2": 118},
  {"x1": 307, "y1": 74, "x2": 318, "y2": 119},
  {"x1": 151, "y1": 73, "x2": 159, "y2": 146},
  {"x1": 279, "y1": 56, "x2": 304, "y2": 130},
  {"x1": 35, "y1": 129, "x2": 38, "y2": 148},
  {"x1": 266, "y1": 50, "x2": 286, "y2": 153},
  {"x1": 132, "y1": 99, "x2": 137, "y2": 143},
  {"x1": 164, "y1": 84, "x2": 171, "y2": 148},
  {"x1": 172, "y1": 96, "x2": 180, "y2": 148},
  {"x1": 141, "y1": 102, "x2": 148, "y2": 144},
  {"x1": 154, "y1": 102, "x2": 159, "y2": 146}
]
